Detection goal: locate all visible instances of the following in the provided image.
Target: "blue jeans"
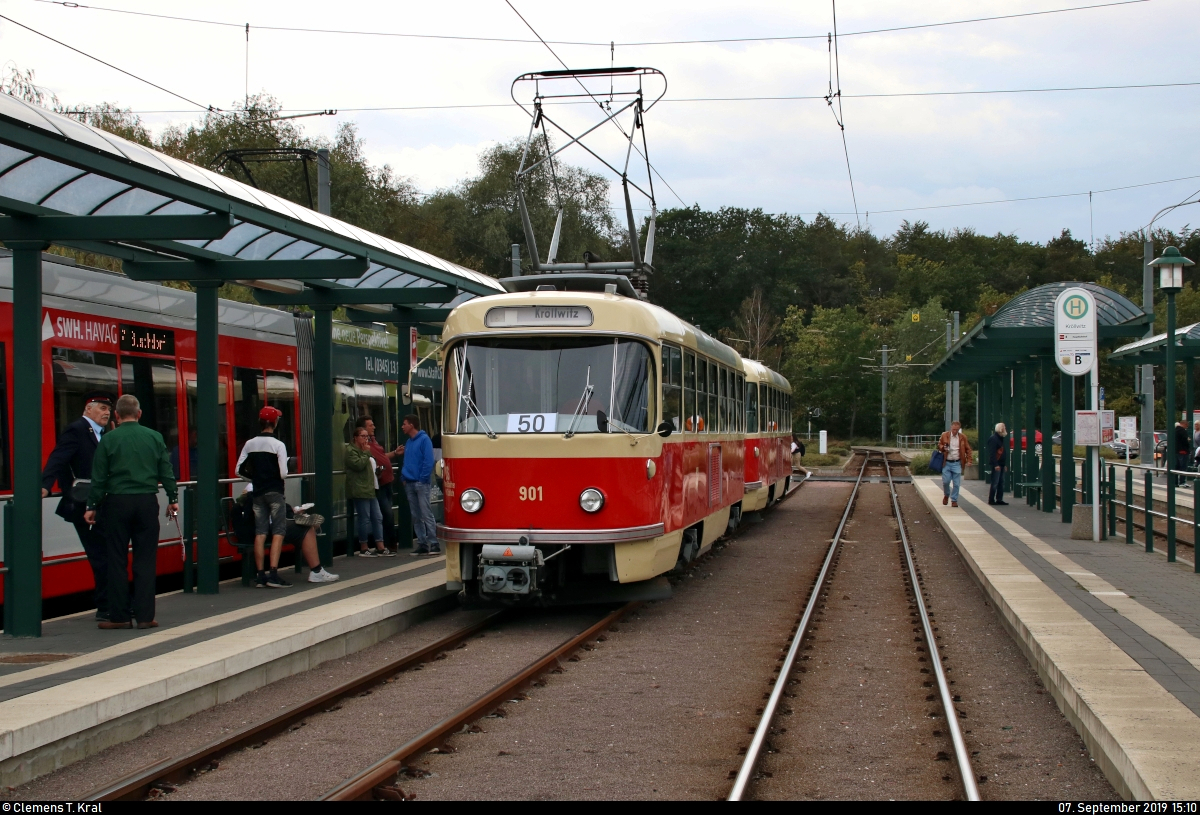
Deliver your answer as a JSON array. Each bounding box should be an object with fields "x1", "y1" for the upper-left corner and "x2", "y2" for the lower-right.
[
  {"x1": 942, "y1": 460, "x2": 963, "y2": 502},
  {"x1": 989, "y1": 466, "x2": 1005, "y2": 503},
  {"x1": 404, "y1": 480, "x2": 438, "y2": 552},
  {"x1": 353, "y1": 497, "x2": 383, "y2": 545}
]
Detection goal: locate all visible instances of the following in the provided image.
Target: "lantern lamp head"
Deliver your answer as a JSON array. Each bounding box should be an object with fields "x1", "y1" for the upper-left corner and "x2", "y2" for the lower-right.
[{"x1": 1150, "y1": 245, "x2": 1194, "y2": 292}]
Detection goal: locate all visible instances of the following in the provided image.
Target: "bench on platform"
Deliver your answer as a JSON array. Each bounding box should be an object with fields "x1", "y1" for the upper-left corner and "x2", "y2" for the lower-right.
[{"x1": 1015, "y1": 481, "x2": 1043, "y2": 507}]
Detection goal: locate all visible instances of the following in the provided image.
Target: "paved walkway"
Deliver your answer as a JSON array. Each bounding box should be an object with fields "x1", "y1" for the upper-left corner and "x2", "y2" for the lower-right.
[{"x1": 917, "y1": 477, "x2": 1200, "y2": 800}]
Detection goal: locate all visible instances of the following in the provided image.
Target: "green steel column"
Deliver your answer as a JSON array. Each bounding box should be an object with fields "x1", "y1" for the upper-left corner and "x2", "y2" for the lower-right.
[
  {"x1": 1013, "y1": 365, "x2": 1025, "y2": 499},
  {"x1": 1002, "y1": 369, "x2": 1014, "y2": 493},
  {"x1": 313, "y1": 307, "x2": 334, "y2": 567},
  {"x1": 1041, "y1": 358, "x2": 1056, "y2": 512},
  {"x1": 1084, "y1": 370, "x2": 1094, "y2": 505},
  {"x1": 977, "y1": 380, "x2": 989, "y2": 481},
  {"x1": 1187, "y1": 360, "x2": 1195, "y2": 459},
  {"x1": 6, "y1": 244, "x2": 46, "y2": 637},
  {"x1": 1026, "y1": 364, "x2": 1038, "y2": 506},
  {"x1": 1166, "y1": 290, "x2": 1177, "y2": 562},
  {"x1": 195, "y1": 282, "x2": 220, "y2": 594},
  {"x1": 1061, "y1": 369, "x2": 1075, "y2": 523}
]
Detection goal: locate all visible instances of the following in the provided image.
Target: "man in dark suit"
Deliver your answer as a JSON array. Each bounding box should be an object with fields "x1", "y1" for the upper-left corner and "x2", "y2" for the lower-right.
[{"x1": 41, "y1": 391, "x2": 113, "y2": 620}]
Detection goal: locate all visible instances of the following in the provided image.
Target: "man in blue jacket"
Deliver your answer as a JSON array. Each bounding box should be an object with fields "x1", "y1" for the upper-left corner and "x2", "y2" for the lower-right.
[{"x1": 398, "y1": 413, "x2": 438, "y2": 556}]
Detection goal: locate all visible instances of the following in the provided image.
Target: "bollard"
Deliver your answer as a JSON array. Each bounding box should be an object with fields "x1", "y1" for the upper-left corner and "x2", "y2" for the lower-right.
[
  {"x1": 182, "y1": 486, "x2": 195, "y2": 593},
  {"x1": 1108, "y1": 464, "x2": 1116, "y2": 537},
  {"x1": 1145, "y1": 470, "x2": 1154, "y2": 553},
  {"x1": 1125, "y1": 468, "x2": 1134, "y2": 545}
]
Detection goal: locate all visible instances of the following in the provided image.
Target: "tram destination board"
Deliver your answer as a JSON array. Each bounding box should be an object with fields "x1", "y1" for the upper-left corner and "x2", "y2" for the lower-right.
[{"x1": 119, "y1": 323, "x2": 175, "y2": 355}]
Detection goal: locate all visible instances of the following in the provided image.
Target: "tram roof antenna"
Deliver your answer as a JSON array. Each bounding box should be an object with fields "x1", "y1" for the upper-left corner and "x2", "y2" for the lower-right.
[{"x1": 510, "y1": 67, "x2": 666, "y2": 300}]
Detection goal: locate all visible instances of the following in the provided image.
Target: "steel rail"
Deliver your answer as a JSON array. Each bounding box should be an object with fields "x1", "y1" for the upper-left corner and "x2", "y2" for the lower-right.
[
  {"x1": 727, "y1": 452, "x2": 870, "y2": 800},
  {"x1": 883, "y1": 455, "x2": 980, "y2": 801},
  {"x1": 83, "y1": 611, "x2": 506, "y2": 802},
  {"x1": 322, "y1": 601, "x2": 641, "y2": 801}
]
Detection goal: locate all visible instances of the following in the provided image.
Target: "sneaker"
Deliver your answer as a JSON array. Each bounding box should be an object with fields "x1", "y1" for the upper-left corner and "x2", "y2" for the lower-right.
[
  {"x1": 308, "y1": 568, "x2": 340, "y2": 583},
  {"x1": 358, "y1": 548, "x2": 378, "y2": 558},
  {"x1": 410, "y1": 549, "x2": 428, "y2": 557},
  {"x1": 375, "y1": 548, "x2": 396, "y2": 557},
  {"x1": 422, "y1": 549, "x2": 442, "y2": 557},
  {"x1": 266, "y1": 572, "x2": 292, "y2": 588},
  {"x1": 255, "y1": 572, "x2": 268, "y2": 588}
]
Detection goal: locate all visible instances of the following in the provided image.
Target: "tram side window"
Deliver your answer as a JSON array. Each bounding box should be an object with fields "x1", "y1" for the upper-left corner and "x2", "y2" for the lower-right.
[
  {"x1": 696, "y1": 357, "x2": 709, "y2": 432},
  {"x1": 662, "y1": 346, "x2": 682, "y2": 432},
  {"x1": 611, "y1": 341, "x2": 653, "y2": 433},
  {"x1": 122, "y1": 358, "x2": 178, "y2": 445},
  {"x1": 335, "y1": 378, "x2": 356, "y2": 443},
  {"x1": 355, "y1": 381, "x2": 387, "y2": 443},
  {"x1": 683, "y1": 351, "x2": 696, "y2": 432},
  {"x1": 52, "y1": 348, "x2": 119, "y2": 441},
  {"x1": 184, "y1": 375, "x2": 228, "y2": 480},
  {"x1": 766, "y1": 387, "x2": 775, "y2": 431},
  {"x1": 0, "y1": 344, "x2": 9, "y2": 490},
  {"x1": 708, "y1": 361, "x2": 718, "y2": 434},
  {"x1": 746, "y1": 378, "x2": 758, "y2": 433},
  {"x1": 266, "y1": 371, "x2": 297, "y2": 456},
  {"x1": 736, "y1": 375, "x2": 744, "y2": 433},
  {"x1": 233, "y1": 367, "x2": 265, "y2": 457}
]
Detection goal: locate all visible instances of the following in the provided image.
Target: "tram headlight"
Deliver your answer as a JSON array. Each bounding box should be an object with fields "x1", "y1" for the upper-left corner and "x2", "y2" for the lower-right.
[
  {"x1": 460, "y1": 488, "x2": 484, "y2": 514},
  {"x1": 579, "y1": 488, "x2": 604, "y2": 513}
]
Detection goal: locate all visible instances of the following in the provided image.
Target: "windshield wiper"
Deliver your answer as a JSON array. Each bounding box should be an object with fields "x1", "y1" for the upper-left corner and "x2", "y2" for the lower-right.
[
  {"x1": 563, "y1": 366, "x2": 594, "y2": 439},
  {"x1": 461, "y1": 371, "x2": 496, "y2": 439}
]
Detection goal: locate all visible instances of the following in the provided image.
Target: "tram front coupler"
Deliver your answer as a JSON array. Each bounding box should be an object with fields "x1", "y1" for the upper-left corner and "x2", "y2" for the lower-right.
[{"x1": 478, "y1": 544, "x2": 543, "y2": 596}]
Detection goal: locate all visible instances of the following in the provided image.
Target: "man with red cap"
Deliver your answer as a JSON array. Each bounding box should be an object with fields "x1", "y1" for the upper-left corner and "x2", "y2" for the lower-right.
[{"x1": 236, "y1": 405, "x2": 292, "y2": 588}]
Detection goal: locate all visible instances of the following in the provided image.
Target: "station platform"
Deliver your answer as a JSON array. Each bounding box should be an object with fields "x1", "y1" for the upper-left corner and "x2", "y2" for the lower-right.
[
  {"x1": 915, "y1": 477, "x2": 1200, "y2": 800},
  {"x1": 0, "y1": 553, "x2": 452, "y2": 787}
]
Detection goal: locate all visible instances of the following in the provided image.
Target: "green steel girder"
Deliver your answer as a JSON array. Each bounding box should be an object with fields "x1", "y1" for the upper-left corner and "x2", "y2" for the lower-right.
[
  {"x1": 343, "y1": 306, "x2": 453, "y2": 324},
  {"x1": 0, "y1": 120, "x2": 499, "y2": 297},
  {"x1": 254, "y1": 288, "x2": 457, "y2": 308},
  {"x1": 0, "y1": 213, "x2": 233, "y2": 242},
  {"x1": 124, "y1": 257, "x2": 369, "y2": 282}
]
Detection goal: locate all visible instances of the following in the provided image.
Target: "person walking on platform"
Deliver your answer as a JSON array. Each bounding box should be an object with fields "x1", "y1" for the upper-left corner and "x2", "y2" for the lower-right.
[
  {"x1": 84, "y1": 394, "x2": 177, "y2": 630},
  {"x1": 346, "y1": 426, "x2": 392, "y2": 557},
  {"x1": 986, "y1": 423, "x2": 1009, "y2": 506},
  {"x1": 357, "y1": 416, "x2": 403, "y2": 553},
  {"x1": 1175, "y1": 419, "x2": 1190, "y2": 486},
  {"x1": 398, "y1": 414, "x2": 438, "y2": 556},
  {"x1": 42, "y1": 391, "x2": 114, "y2": 621},
  {"x1": 236, "y1": 406, "x2": 293, "y2": 588},
  {"x1": 937, "y1": 420, "x2": 972, "y2": 508}
]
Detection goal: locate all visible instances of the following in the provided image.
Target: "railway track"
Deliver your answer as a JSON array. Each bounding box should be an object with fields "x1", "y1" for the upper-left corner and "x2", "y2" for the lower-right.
[{"x1": 728, "y1": 450, "x2": 979, "y2": 801}]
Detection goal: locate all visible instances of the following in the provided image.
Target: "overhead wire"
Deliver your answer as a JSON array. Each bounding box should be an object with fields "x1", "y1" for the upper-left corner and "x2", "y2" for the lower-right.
[
  {"x1": 826, "y1": 1, "x2": 861, "y2": 229},
  {"x1": 30, "y1": 0, "x2": 1149, "y2": 47},
  {"x1": 0, "y1": 12, "x2": 218, "y2": 111}
]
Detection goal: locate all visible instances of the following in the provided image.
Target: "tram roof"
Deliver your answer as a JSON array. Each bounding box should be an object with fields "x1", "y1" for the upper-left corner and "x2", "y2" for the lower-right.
[
  {"x1": 1109, "y1": 322, "x2": 1200, "y2": 365},
  {"x1": 929, "y1": 281, "x2": 1150, "y2": 382},
  {"x1": 442, "y1": 289, "x2": 744, "y2": 369},
  {"x1": 0, "y1": 95, "x2": 504, "y2": 307},
  {"x1": 742, "y1": 358, "x2": 791, "y2": 392}
]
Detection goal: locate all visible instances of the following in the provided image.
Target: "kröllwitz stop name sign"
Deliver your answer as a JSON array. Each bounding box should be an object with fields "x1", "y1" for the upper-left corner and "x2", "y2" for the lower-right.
[{"x1": 1054, "y1": 287, "x2": 1097, "y2": 377}]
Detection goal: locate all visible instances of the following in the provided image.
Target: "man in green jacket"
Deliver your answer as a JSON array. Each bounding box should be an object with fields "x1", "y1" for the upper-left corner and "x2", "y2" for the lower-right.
[{"x1": 84, "y1": 394, "x2": 178, "y2": 630}]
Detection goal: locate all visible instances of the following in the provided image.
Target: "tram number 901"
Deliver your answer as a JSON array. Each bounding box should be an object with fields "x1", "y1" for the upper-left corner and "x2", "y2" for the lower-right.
[{"x1": 519, "y1": 486, "x2": 544, "y2": 501}]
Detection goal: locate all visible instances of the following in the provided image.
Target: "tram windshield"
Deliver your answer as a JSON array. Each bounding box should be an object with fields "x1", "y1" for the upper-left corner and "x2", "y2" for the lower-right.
[{"x1": 448, "y1": 337, "x2": 653, "y2": 435}]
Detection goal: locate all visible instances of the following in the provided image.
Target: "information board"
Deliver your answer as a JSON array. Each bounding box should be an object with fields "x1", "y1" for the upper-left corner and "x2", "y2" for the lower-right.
[
  {"x1": 1075, "y1": 410, "x2": 1100, "y2": 446},
  {"x1": 1054, "y1": 288, "x2": 1097, "y2": 376},
  {"x1": 1118, "y1": 415, "x2": 1137, "y2": 440},
  {"x1": 1101, "y1": 410, "x2": 1115, "y2": 444}
]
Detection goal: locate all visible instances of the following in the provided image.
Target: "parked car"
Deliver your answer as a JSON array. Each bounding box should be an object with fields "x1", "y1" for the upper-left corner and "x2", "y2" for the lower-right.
[
  {"x1": 1104, "y1": 440, "x2": 1138, "y2": 458},
  {"x1": 1009, "y1": 429, "x2": 1043, "y2": 451}
]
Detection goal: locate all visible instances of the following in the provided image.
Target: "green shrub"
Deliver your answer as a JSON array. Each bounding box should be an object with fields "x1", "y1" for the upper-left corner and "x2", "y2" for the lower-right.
[
  {"x1": 825, "y1": 445, "x2": 850, "y2": 456},
  {"x1": 909, "y1": 452, "x2": 934, "y2": 475},
  {"x1": 801, "y1": 453, "x2": 842, "y2": 467},
  {"x1": 1051, "y1": 444, "x2": 1118, "y2": 460}
]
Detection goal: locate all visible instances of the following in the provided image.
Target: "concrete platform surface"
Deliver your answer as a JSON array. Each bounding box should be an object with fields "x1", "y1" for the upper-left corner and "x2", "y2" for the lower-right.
[
  {"x1": 916, "y1": 477, "x2": 1200, "y2": 800},
  {"x1": 0, "y1": 553, "x2": 451, "y2": 787}
]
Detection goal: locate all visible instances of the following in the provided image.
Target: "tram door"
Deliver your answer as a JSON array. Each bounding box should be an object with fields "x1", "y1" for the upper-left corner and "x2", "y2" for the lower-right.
[{"x1": 179, "y1": 361, "x2": 231, "y2": 484}]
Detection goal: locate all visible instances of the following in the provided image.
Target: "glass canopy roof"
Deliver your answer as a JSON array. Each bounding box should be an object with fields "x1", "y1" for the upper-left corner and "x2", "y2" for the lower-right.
[
  {"x1": 930, "y1": 281, "x2": 1149, "y2": 382},
  {"x1": 0, "y1": 94, "x2": 503, "y2": 307}
]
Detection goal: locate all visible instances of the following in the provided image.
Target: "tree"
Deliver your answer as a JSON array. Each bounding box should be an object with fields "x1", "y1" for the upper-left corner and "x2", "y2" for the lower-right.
[{"x1": 720, "y1": 288, "x2": 781, "y2": 367}]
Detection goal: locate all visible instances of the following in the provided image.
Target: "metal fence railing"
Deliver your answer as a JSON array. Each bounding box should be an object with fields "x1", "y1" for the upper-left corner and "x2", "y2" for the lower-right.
[{"x1": 896, "y1": 434, "x2": 941, "y2": 450}]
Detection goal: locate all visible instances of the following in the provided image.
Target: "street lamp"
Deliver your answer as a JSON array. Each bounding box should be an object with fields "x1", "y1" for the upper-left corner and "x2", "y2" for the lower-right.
[{"x1": 1150, "y1": 245, "x2": 1195, "y2": 562}]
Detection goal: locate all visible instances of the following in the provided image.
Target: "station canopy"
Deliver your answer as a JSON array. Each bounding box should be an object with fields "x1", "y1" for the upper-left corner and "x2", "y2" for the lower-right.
[
  {"x1": 0, "y1": 94, "x2": 503, "y2": 304},
  {"x1": 930, "y1": 281, "x2": 1150, "y2": 382},
  {"x1": 1109, "y1": 323, "x2": 1200, "y2": 366}
]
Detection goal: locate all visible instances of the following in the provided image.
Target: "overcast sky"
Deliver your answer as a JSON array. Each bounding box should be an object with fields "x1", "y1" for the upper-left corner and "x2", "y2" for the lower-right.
[{"x1": 3, "y1": 0, "x2": 1198, "y2": 246}]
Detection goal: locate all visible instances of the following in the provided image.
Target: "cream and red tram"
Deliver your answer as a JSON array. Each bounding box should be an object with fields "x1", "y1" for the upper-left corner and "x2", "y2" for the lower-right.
[
  {"x1": 741, "y1": 359, "x2": 793, "y2": 512},
  {"x1": 437, "y1": 275, "x2": 755, "y2": 604}
]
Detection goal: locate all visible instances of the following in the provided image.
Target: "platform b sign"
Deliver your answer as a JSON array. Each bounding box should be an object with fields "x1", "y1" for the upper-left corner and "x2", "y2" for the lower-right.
[{"x1": 1054, "y1": 287, "x2": 1097, "y2": 377}]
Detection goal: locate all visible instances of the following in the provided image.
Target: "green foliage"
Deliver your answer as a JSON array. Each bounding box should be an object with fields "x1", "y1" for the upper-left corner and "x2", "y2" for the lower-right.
[
  {"x1": 801, "y1": 453, "x2": 842, "y2": 467},
  {"x1": 908, "y1": 452, "x2": 935, "y2": 475}
]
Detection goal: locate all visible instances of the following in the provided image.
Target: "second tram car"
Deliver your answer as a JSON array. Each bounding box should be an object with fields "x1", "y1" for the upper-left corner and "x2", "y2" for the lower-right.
[
  {"x1": 437, "y1": 274, "x2": 792, "y2": 605},
  {"x1": 741, "y1": 359, "x2": 793, "y2": 512}
]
